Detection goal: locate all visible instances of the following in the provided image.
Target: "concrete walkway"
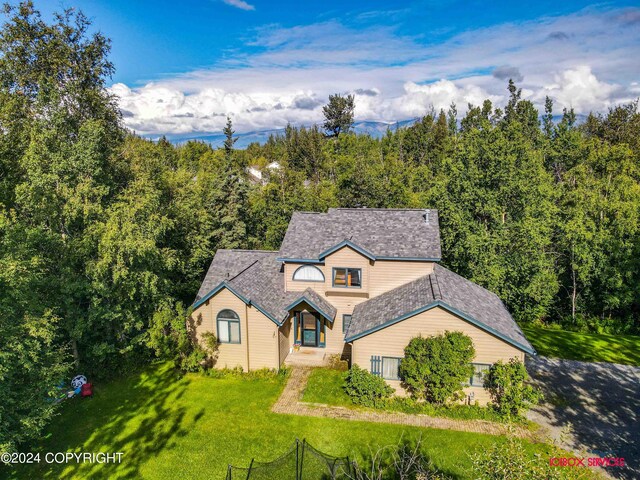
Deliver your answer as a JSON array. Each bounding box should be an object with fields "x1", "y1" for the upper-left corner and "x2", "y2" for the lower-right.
[{"x1": 272, "y1": 367, "x2": 534, "y2": 439}]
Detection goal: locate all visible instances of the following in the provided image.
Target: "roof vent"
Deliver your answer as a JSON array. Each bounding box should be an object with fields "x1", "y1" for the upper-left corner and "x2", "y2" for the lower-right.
[{"x1": 423, "y1": 209, "x2": 430, "y2": 224}]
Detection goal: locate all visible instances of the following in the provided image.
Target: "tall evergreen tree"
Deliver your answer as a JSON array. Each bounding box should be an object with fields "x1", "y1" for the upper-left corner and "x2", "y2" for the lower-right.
[
  {"x1": 213, "y1": 117, "x2": 248, "y2": 249},
  {"x1": 322, "y1": 93, "x2": 355, "y2": 137}
]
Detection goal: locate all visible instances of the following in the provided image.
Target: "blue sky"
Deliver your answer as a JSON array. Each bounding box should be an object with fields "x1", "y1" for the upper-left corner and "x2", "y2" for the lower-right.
[{"x1": 26, "y1": 1, "x2": 640, "y2": 135}]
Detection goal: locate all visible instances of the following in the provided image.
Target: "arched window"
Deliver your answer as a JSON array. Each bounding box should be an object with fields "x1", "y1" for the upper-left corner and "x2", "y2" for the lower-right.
[
  {"x1": 292, "y1": 265, "x2": 325, "y2": 282},
  {"x1": 217, "y1": 309, "x2": 241, "y2": 344}
]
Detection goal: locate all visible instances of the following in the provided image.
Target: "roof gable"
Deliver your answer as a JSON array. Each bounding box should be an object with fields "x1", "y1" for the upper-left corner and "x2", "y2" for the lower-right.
[
  {"x1": 277, "y1": 208, "x2": 441, "y2": 262},
  {"x1": 194, "y1": 250, "x2": 338, "y2": 327},
  {"x1": 284, "y1": 288, "x2": 337, "y2": 323},
  {"x1": 345, "y1": 265, "x2": 535, "y2": 354}
]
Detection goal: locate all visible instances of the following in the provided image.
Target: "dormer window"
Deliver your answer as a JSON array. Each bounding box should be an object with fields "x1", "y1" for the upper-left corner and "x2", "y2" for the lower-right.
[
  {"x1": 292, "y1": 265, "x2": 325, "y2": 282},
  {"x1": 333, "y1": 268, "x2": 361, "y2": 288}
]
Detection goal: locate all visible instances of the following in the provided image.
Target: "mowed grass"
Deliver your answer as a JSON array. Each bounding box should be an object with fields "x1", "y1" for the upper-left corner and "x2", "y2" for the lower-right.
[
  {"x1": 523, "y1": 326, "x2": 640, "y2": 366},
  {"x1": 7, "y1": 362, "x2": 554, "y2": 480},
  {"x1": 302, "y1": 367, "x2": 352, "y2": 407}
]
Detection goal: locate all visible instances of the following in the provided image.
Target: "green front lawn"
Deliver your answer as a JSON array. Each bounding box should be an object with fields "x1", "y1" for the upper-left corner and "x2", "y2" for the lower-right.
[
  {"x1": 302, "y1": 368, "x2": 508, "y2": 423},
  {"x1": 523, "y1": 326, "x2": 640, "y2": 366},
  {"x1": 8, "y1": 362, "x2": 554, "y2": 480}
]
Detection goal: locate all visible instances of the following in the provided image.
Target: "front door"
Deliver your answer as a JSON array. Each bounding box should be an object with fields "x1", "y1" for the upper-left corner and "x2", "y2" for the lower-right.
[{"x1": 301, "y1": 312, "x2": 318, "y2": 347}]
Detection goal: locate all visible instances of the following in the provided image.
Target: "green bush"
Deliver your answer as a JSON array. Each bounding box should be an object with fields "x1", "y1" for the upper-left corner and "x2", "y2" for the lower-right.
[
  {"x1": 469, "y1": 431, "x2": 598, "y2": 480},
  {"x1": 399, "y1": 332, "x2": 475, "y2": 405},
  {"x1": 147, "y1": 303, "x2": 219, "y2": 373},
  {"x1": 484, "y1": 358, "x2": 542, "y2": 418},
  {"x1": 344, "y1": 365, "x2": 394, "y2": 407}
]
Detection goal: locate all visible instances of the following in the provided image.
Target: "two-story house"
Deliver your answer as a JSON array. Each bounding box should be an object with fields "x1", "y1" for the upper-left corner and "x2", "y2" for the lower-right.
[{"x1": 191, "y1": 208, "x2": 535, "y2": 403}]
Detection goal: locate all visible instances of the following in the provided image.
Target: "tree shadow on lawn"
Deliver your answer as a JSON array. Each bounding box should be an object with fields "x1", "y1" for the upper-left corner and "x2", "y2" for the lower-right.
[
  {"x1": 21, "y1": 362, "x2": 203, "y2": 480},
  {"x1": 526, "y1": 356, "x2": 639, "y2": 480}
]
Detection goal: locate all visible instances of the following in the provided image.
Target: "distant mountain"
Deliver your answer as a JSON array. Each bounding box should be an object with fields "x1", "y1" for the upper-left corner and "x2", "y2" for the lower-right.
[
  {"x1": 160, "y1": 119, "x2": 421, "y2": 149},
  {"x1": 151, "y1": 114, "x2": 585, "y2": 149}
]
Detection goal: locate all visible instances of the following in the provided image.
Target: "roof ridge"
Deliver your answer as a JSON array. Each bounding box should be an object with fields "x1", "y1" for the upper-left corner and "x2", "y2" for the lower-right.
[
  {"x1": 225, "y1": 249, "x2": 277, "y2": 253},
  {"x1": 330, "y1": 208, "x2": 436, "y2": 212}
]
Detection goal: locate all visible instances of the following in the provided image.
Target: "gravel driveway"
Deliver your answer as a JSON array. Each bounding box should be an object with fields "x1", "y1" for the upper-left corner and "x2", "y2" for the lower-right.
[{"x1": 526, "y1": 356, "x2": 640, "y2": 480}]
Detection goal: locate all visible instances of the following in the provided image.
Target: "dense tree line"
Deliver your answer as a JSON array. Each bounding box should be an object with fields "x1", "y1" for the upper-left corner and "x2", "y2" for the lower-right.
[
  {"x1": 250, "y1": 91, "x2": 639, "y2": 334},
  {"x1": 1, "y1": 2, "x2": 639, "y2": 453}
]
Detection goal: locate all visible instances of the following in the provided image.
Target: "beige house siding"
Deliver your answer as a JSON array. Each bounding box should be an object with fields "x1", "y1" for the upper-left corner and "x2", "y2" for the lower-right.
[
  {"x1": 368, "y1": 260, "x2": 434, "y2": 297},
  {"x1": 351, "y1": 306, "x2": 525, "y2": 404},
  {"x1": 324, "y1": 246, "x2": 371, "y2": 293},
  {"x1": 284, "y1": 263, "x2": 326, "y2": 294},
  {"x1": 247, "y1": 307, "x2": 279, "y2": 370},
  {"x1": 278, "y1": 321, "x2": 292, "y2": 365},
  {"x1": 283, "y1": 247, "x2": 435, "y2": 358},
  {"x1": 284, "y1": 251, "x2": 434, "y2": 299},
  {"x1": 191, "y1": 287, "x2": 280, "y2": 371}
]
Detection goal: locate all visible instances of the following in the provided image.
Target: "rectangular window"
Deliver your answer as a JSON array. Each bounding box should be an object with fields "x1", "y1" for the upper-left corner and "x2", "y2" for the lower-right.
[
  {"x1": 470, "y1": 363, "x2": 491, "y2": 386},
  {"x1": 382, "y1": 357, "x2": 402, "y2": 380},
  {"x1": 332, "y1": 268, "x2": 362, "y2": 288},
  {"x1": 342, "y1": 314, "x2": 352, "y2": 333},
  {"x1": 217, "y1": 319, "x2": 241, "y2": 344}
]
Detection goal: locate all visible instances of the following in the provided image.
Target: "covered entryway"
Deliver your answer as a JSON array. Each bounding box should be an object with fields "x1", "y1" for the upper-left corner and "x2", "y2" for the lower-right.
[{"x1": 280, "y1": 288, "x2": 338, "y2": 367}]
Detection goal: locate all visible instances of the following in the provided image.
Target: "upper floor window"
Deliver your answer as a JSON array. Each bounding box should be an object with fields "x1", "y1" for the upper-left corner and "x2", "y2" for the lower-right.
[
  {"x1": 292, "y1": 265, "x2": 325, "y2": 282},
  {"x1": 332, "y1": 267, "x2": 361, "y2": 288},
  {"x1": 217, "y1": 309, "x2": 241, "y2": 344}
]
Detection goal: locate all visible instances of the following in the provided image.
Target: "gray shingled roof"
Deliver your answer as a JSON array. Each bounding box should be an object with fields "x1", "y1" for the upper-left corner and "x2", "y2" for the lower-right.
[
  {"x1": 195, "y1": 250, "x2": 277, "y2": 301},
  {"x1": 346, "y1": 264, "x2": 535, "y2": 354},
  {"x1": 195, "y1": 250, "x2": 336, "y2": 324},
  {"x1": 287, "y1": 287, "x2": 337, "y2": 322},
  {"x1": 278, "y1": 208, "x2": 441, "y2": 261}
]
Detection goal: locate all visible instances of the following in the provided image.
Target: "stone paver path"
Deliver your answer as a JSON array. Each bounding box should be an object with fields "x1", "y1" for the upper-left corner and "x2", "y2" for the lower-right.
[{"x1": 272, "y1": 367, "x2": 534, "y2": 439}]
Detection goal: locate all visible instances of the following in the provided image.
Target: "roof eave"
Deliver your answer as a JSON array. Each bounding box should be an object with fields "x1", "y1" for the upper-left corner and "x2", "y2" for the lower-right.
[
  {"x1": 275, "y1": 257, "x2": 324, "y2": 264},
  {"x1": 375, "y1": 256, "x2": 441, "y2": 262},
  {"x1": 192, "y1": 281, "x2": 282, "y2": 326},
  {"x1": 284, "y1": 296, "x2": 336, "y2": 323}
]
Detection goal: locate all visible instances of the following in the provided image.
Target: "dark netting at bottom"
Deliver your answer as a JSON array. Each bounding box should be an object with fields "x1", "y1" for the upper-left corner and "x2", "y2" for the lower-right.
[
  {"x1": 299, "y1": 440, "x2": 351, "y2": 480},
  {"x1": 226, "y1": 439, "x2": 352, "y2": 480}
]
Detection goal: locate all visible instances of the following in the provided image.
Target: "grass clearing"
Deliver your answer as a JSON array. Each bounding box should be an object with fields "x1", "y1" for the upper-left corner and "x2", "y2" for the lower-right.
[
  {"x1": 6, "y1": 362, "x2": 556, "y2": 480},
  {"x1": 523, "y1": 326, "x2": 640, "y2": 366}
]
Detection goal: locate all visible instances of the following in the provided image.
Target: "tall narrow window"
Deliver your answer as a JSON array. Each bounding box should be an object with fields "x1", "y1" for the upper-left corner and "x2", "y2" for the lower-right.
[
  {"x1": 332, "y1": 268, "x2": 361, "y2": 288},
  {"x1": 217, "y1": 309, "x2": 241, "y2": 344}
]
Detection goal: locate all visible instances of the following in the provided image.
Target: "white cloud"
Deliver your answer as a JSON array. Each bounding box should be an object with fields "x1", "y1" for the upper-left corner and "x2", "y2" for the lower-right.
[
  {"x1": 111, "y1": 7, "x2": 640, "y2": 136},
  {"x1": 534, "y1": 66, "x2": 619, "y2": 113},
  {"x1": 222, "y1": 0, "x2": 255, "y2": 11}
]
